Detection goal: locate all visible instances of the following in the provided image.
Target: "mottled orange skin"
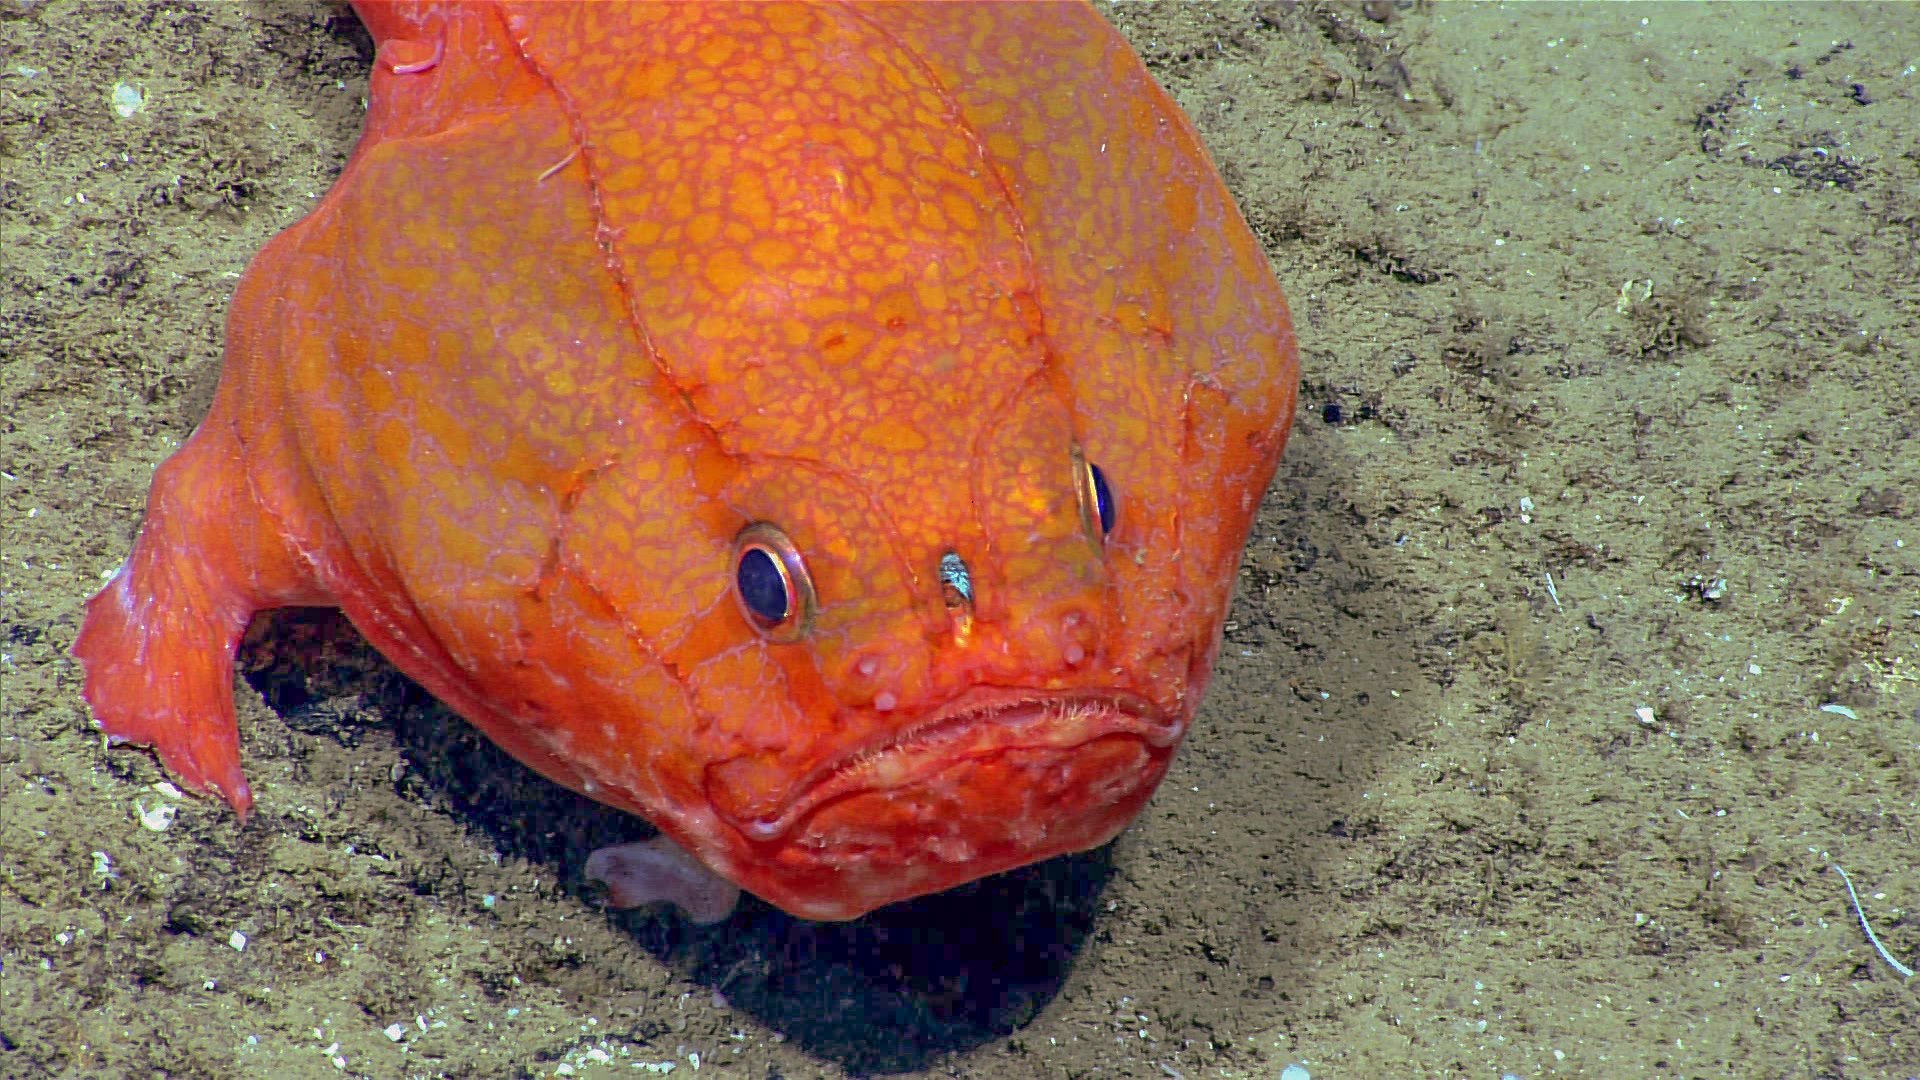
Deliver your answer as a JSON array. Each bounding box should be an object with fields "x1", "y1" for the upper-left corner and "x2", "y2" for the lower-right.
[{"x1": 72, "y1": 1, "x2": 1297, "y2": 921}]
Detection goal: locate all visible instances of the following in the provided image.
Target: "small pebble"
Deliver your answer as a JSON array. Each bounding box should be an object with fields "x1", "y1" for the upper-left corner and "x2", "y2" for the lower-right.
[{"x1": 1281, "y1": 1066, "x2": 1311, "y2": 1080}]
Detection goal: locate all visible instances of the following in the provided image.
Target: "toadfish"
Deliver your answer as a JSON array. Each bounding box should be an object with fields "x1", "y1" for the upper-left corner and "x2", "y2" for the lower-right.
[{"x1": 71, "y1": 0, "x2": 1298, "y2": 923}]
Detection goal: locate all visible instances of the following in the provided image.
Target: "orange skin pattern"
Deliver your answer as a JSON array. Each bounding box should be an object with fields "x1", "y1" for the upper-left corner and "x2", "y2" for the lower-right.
[{"x1": 71, "y1": 1, "x2": 1298, "y2": 921}]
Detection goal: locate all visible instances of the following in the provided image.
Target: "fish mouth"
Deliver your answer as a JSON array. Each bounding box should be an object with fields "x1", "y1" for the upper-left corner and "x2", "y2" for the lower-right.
[
  {"x1": 697, "y1": 686, "x2": 1187, "y2": 919},
  {"x1": 716, "y1": 685, "x2": 1180, "y2": 844}
]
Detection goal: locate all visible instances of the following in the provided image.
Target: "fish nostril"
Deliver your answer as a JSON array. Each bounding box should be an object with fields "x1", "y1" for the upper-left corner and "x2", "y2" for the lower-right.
[{"x1": 1065, "y1": 642, "x2": 1087, "y2": 666}]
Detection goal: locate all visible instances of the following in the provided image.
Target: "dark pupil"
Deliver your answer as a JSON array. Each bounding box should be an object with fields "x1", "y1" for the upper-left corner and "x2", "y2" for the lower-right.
[
  {"x1": 737, "y1": 548, "x2": 790, "y2": 623},
  {"x1": 1089, "y1": 462, "x2": 1116, "y2": 534}
]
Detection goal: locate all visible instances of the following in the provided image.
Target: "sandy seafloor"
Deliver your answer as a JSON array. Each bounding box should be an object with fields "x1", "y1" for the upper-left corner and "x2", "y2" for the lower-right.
[{"x1": 3, "y1": 2, "x2": 1918, "y2": 1078}]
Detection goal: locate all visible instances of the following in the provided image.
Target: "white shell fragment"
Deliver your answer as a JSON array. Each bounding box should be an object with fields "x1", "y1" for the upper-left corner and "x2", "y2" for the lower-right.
[
  {"x1": 134, "y1": 798, "x2": 176, "y2": 831},
  {"x1": 109, "y1": 81, "x2": 147, "y2": 118}
]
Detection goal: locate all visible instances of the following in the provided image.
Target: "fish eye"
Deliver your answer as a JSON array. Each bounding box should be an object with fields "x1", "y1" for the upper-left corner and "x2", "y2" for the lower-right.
[
  {"x1": 732, "y1": 523, "x2": 815, "y2": 642},
  {"x1": 1088, "y1": 462, "x2": 1116, "y2": 535},
  {"x1": 1072, "y1": 445, "x2": 1117, "y2": 540}
]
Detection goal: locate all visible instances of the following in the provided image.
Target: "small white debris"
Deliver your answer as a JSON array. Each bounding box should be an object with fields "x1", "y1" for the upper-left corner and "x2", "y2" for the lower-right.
[
  {"x1": 154, "y1": 781, "x2": 183, "y2": 798},
  {"x1": 229, "y1": 931, "x2": 248, "y2": 952},
  {"x1": 1634, "y1": 912, "x2": 1648, "y2": 925},
  {"x1": 109, "y1": 81, "x2": 147, "y2": 118},
  {"x1": 203, "y1": 978, "x2": 217, "y2": 990},
  {"x1": 383, "y1": 1023, "x2": 407, "y2": 1042},
  {"x1": 1634, "y1": 706, "x2": 1656, "y2": 725},
  {"x1": 1748, "y1": 663, "x2": 1762, "y2": 675},
  {"x1": 135, "y1": 798, "x2": 176, "y2": 832},
  {"x1": 1819, "y1": 704, "x2": 1858, "y2": 719},
  {"x1": 1281, "y1": 1066, "x2": 1311, "y2": 1080},
  {"x1": 586, "y1": 1048, "x2": 612, "y2": 1063},
  {"x1": 91, "y1": 851, "x2": 114, "y2": 879},
  {"x1": 555, "y1": 1065, "x2": 575, "y2": 1076}
]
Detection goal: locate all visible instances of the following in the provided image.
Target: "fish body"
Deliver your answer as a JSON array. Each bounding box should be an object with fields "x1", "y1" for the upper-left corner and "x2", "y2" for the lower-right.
[{"x1": 72, "y1": 1, "x2": 1298, "y2": 921}]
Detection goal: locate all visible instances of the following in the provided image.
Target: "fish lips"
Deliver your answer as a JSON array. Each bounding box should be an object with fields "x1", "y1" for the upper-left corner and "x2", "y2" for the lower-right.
[{"x1": 706, "y1": 687, "x2": 1185, "y2": 920}]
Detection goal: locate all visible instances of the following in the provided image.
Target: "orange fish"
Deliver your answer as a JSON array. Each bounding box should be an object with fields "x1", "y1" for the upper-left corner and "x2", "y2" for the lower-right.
[{"x1": 71, "y1": 1, "x2": 1298, "y2": 922}]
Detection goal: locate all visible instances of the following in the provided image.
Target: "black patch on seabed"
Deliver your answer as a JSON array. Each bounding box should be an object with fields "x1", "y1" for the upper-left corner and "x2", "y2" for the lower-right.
[{"x1": 240, "y1": 607, "x2": 1114, "y2": 1074}]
